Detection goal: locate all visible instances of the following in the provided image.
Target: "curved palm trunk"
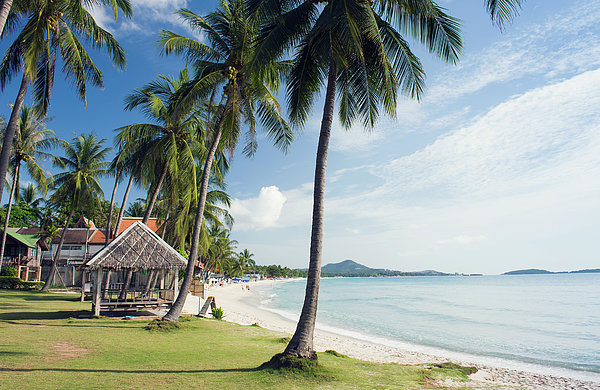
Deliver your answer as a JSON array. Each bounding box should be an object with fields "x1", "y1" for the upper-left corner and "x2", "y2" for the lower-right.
[
  {"x1": 41, "y1": 207, "x2": 75, "y2": 291},
  {"x1": 0, "y1": 163, "x2": 19, "y2": 272},
  {"x1": 105, "y1": 171, "x2": 121, "y2": 245},
  {"x1": 0, "y1": 74, "x2": 29, "y2": 203},
  {"x1": 142, "y1": 161, "x2": 168, "y2": 224},
  {"x1": 113, "y1": 172, "x2": 134, "y2": 238},
  {"x1": 284, "y1": 63, "x2": 337, "y2": 359},
  {"x1": 163, "y1": 123, "x2": 223, "y2": 321},
  {"x1": 0, "y1": 0, "x2": 13, "y2": 37}
]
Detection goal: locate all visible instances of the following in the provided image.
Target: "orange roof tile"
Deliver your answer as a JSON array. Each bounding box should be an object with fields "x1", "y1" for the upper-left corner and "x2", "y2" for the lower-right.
[{"x1": 87, "y1": 218, "x2": 160, "y2": 244}]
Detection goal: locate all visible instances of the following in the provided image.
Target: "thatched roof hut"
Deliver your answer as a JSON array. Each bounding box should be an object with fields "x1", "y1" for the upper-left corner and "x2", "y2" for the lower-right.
[{"x1": 86, "y1": 221, "x2": 186, "y2": 271}]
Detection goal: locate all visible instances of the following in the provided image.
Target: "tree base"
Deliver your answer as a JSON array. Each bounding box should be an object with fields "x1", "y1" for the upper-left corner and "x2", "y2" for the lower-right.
[{"x1": 260, "y1": 353, "x2": 319, "y2": 371}]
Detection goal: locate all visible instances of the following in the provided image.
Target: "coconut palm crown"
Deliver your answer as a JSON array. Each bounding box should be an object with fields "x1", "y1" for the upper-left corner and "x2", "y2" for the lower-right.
[{"x1": 42, "y1": 133, "x2": 110, "y2": 290}]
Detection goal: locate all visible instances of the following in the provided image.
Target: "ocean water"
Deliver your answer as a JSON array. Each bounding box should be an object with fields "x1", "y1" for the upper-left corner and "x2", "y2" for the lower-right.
[{"x1": 256, "y1": 274, "x2": 600, "y2": 382}]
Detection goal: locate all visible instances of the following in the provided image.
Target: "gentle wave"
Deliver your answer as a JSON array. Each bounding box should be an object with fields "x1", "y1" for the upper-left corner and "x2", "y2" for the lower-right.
[{"x1": 259, "y1": 275, "x2": 600, "y2": 383}]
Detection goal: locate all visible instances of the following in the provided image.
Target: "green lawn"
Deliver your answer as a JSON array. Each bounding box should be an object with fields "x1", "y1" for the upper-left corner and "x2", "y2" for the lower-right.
[{"x1": 0, "y1": 290, "x2": 477, "y2": 389}]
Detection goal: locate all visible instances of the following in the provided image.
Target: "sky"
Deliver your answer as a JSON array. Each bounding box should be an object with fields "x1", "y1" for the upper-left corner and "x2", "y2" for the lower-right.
[{"x1": 1, "y1": 0, "x2": 599, "y2": 274}]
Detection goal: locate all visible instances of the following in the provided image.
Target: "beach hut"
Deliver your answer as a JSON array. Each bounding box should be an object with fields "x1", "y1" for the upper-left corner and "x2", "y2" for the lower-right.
[{"x1": 85, "y1": 221, "x2": 187, "y2": 315}]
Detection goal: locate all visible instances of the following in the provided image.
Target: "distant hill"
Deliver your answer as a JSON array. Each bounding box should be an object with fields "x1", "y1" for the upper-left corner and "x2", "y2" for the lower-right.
[
  {"x1": 503, "y1": 269, "x2": 553, "y2": 275},
  {"x1": 322, "y1": 260, "x2": 376, "y2": 274},
  {"x1": 503, "y1": 268, "x2": 600, "y2": 275},
  {"x1": 320, "y1": 260, "x2": 454, "y2": 277}
]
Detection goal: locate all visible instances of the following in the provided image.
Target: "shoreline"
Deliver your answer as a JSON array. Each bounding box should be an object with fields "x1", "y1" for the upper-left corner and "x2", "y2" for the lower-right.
[{"x1": 207, "y1": 278, "x2": 600, "y2": 390}]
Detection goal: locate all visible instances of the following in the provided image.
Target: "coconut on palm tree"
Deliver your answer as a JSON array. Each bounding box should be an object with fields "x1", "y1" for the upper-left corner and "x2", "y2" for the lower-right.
[
  {"x1": 0, "y1": 105, "x2": 55, "y2": 270},
  {"x1": 0, "y1": 0, "x2": 131, "y2": 210},
  {"x1": 248, "y1": 0, "x2": 465, "y2": 360},
  {"x1": 42, "y1": 133, "x2": 110, "y2": 291},
  {"x1": 159, "y1": 0, "x2": 294, "y2": 322}
]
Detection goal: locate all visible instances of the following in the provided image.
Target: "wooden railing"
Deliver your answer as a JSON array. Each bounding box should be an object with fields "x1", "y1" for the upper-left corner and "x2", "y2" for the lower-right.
[{"x1": 98, "y1": 288, "x2": 174, "y2": 303}]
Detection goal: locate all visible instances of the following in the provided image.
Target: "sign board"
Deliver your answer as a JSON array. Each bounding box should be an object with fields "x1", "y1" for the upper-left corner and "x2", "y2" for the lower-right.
[{"x1": 190, "y1": 279, "x2": 205, "y2": 298}]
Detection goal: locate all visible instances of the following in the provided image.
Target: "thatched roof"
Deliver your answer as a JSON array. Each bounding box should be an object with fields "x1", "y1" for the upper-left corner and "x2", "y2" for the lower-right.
[{"x1": 86, "y1": 222, "x2": 187, "y2": 270}]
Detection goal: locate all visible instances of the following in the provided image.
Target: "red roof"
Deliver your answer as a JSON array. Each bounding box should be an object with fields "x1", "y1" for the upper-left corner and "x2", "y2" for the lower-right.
[{"x1": 87, "y1": 218, "x2": 160, "y2": 244}]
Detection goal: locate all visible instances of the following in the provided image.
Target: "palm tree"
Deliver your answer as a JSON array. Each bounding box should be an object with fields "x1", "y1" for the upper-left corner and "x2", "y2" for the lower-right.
[
  {"x1": 116, "y1": 69, "x2": 206, "y2": 225},
  {"x1": 19, "y1": 183, "x2": 40, "y2": 206},
  {"x1": 238, "y1": 249, "x2": 256, "y2": 271},
  {"x1": 203, "y1": 225, "x2": 238, "y2": 280},
  {"x1": 0, "y1": 0, "x2": 132, "y2": 37},
  {"x1": 249, "y1": 0, "x2": 463, "y2": 360},
  {"x1": 41, "y1": 133, "x2": 110, "y2": 291},
  {"x1": 0, "y1": 105, "x2": 55, "y2": 270},
  {"x1": 0, "y1": 0, "x2": 130, "y2": 211},
  {"x1": 160, "y1": 0, "x2": 294, "y2": 322},
  {"x1": 124, "y1": 200, "x2": 144, "y2": 217}
]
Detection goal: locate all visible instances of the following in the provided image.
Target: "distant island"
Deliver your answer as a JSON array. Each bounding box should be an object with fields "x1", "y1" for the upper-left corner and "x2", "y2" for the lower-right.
[
  {"x1": 317, "y1": 260, "x2": 478, "y2": 278},
  {"x1": 503, "y1": 268, "x2": 600, "y2": 275}
]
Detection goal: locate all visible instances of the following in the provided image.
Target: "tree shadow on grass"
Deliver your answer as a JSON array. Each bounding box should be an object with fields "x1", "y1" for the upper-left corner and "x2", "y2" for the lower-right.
[
  {"x1": 20, "y1": 293, "x2": 81, "y2": 302},
  {"x1": 2, "y1": 320, "x2": 132, "y2": 329},
  {"x1": 0, "y1": 311, "x2": 87, "y2": 321},
  {"x1": 0, "y1": 367, "x2": 260, "y2": 374}
]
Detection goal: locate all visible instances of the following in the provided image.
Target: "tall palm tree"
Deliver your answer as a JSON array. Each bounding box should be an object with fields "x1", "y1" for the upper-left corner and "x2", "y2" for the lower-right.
[
  {"x1": 249, "y1": 0, "x2": 463, "y2": 359},
  {"x1": 42, "y1": 133, "x2": 110, "y2": 291},
  {"x1": 160, "y1": 0, "x2": 294, "y2": 322},
  {"x1": 0, "y1": 0, "x2": 132, "y2": 37},
  {"x1": 238, "y1": 248, "x2": 255, "y2": 271},
  {"x1": 0, "y1": 0, "x2": 130, "y2": 210},
  {"x1": 116, "y1": 69, "x2": 206, "y2": 225},
  {"x1": 0, "y1": 105, "x2": 55, "y2": 269}
]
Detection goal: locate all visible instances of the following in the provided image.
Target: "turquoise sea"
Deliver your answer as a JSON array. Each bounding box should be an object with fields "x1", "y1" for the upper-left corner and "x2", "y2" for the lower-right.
[{"x1": 256, "y1": 274, "x2": 600, "y2": 382}]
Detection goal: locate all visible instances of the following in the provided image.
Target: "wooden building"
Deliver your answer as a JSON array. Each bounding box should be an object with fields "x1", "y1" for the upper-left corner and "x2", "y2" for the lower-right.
[
  {"x1": 84, "y1": 221, "x2": 187, "y2": 316},
  {"x1": 0, "y1": 230, "x2": 47, "y2": 281}
]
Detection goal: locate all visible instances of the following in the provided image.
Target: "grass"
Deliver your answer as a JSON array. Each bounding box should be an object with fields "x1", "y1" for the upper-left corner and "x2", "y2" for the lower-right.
[{"x1": 0, "y1": 290, "x2": 478, "y2": 389}]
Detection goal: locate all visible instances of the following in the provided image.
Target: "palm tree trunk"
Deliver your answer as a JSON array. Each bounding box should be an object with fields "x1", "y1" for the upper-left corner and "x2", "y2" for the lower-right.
[
  {"x1": 105, "y1": 170, "x2": 121, "y2": 245},
  {"x1": 41, "y1": 206, "x2": 75, "y2": 291},
  {"x1": 0, "y1": 73, "x2": 29, "y2": 203},
  {"x1": 284, "y1": 63, "x2": 337, "y2": 360},
  {"x1": 163, "y1": 122, "x2": 224, "y2": 321},
  {"x1": 0, "y1": 0, "x2": 13, "y2": 37},
  {"x1": 142, "y1": 161, "x2": 168, "y2": 224},
  {"x1": 113, "y1": 172, "x2": 134, "y2": 238},
  {"x1": 118, "y1": 269, "x2": 133, "y2": 300},
  {"x1": 0, "y1": 163, "x2": 19, "y2": 272},
  {"x1": 160, "y1": 206, "x2": 170, "y2": 239}
]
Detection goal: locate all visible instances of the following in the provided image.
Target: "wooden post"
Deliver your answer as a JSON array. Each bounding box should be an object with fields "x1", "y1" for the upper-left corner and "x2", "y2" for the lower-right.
[
  {"x1": 93, "y1": 268, "x2": 103, "y2": 316},
  {"x1": 80, "y1": 270, "x2": 87, "y2": 302},
  {"x1": 173, "y1": 270, "x2": 179, "y2": 296},
  {"x1": 102, "y1": 270, "x2": 112, "y2": 300}
]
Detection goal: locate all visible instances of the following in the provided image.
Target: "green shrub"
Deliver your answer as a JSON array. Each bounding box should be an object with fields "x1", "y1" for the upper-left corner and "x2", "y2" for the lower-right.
[
  {"x1": 20, "y1": 280, "x2": 45, "y2": 290},
  {"x1": 0, "y1": 276, "x2": 45, "y2": 290},
  {"x1": 0, "y1": 266, "x2": 18, "y2": 277},
  {"x1": 0, "y1": 276, "x2": 21, "y2": 289},
  {"x1": 211, "y1": 306, "x2": 224, "y2": 320}
]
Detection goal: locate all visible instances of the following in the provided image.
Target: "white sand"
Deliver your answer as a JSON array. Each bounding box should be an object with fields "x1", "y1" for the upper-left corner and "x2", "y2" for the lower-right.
[{"x1": 196, "y1": 279, "x2": 600, "y2": 390}]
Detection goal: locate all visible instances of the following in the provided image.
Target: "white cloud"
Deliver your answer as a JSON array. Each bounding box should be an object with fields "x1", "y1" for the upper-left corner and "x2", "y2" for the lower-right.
[
  {"x1": 437, "y1": 235, "x2": 488, "y2": 245},
  {"x1": 427, "y1": 0, "x2": 600, "y2": 102},
  {"x1": 230, "y1": 186, "x2": 286, "y2": 231}
]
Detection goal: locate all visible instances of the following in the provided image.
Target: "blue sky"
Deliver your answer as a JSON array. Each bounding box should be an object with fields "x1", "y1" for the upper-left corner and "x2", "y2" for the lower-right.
[{"x1": 2, "y1": 0, "x2": 599, "y2": 274}]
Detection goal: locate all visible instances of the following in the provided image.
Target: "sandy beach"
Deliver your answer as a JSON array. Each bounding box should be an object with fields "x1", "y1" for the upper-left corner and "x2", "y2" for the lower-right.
[{"x1": 198, "y1": 279, "x2": 600, "y2": 390}]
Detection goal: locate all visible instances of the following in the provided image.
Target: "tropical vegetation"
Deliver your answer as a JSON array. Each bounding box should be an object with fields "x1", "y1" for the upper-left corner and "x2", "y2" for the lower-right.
[{"x1": 0, "y1": 0, "x2": 526, "y2": 376}]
